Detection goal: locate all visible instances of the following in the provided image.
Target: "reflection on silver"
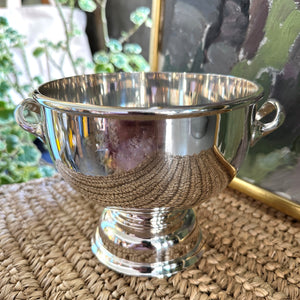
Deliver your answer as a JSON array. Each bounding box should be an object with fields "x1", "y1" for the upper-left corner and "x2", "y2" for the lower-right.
[
  {"x1": 92, "y1": 207, "x2": 205, "y2": 278},
  {"x1": 15, "y1": 72, "x2": 284, "y2": 277}
]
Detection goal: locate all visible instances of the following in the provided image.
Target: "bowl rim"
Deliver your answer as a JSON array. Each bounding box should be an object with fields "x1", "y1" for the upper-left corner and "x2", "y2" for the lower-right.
[{"x1": 33, "y1": 72, "x2": 264, "y2": 119}]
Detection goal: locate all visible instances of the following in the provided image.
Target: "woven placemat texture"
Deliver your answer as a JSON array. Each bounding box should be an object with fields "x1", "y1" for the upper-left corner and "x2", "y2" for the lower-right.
[{"x1": 0, "y1": 175, "x2": 299, "y2": 300}]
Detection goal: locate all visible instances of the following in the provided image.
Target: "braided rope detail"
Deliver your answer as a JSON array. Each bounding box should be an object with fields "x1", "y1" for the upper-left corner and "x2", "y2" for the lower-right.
[{"x1": 56, "y1": 148, "x2": 232, "y2": 208}]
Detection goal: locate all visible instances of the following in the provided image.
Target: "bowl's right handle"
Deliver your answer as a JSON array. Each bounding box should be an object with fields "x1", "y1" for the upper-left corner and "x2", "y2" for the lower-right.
[
  {"x1": 15, "y1": 98, "x2": 45, "y2": 143},
  {"x1": 251, "y1": 99, "x2": 285, "y2": 146}
]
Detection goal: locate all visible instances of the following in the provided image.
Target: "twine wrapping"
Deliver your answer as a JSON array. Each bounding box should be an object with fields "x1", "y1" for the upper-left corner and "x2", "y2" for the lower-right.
[{"x1": 0, "y1": 175, "x2": 299, "y2": 299}]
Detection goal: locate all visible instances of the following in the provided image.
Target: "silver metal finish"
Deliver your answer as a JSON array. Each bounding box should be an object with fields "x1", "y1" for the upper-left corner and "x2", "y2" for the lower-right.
[
  {"x1": 15, "y1": 72, "x2": 284, "y2": 277},
  {"x1": 92, "y1": 207, "x2": 205, "y2": 278},
  {"x1": 14, "y1": 98, "x2": 45, "y2": 142},
  {"x1": 251, "y1": 99, "x2": 285, "y2": 146}
]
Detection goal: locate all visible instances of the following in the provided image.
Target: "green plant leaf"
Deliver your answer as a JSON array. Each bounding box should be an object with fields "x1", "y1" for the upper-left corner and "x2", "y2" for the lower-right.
[
  {"x1": 33, "y1": 47, "x2": 44, "y2": 58},
  {"x1": 121, "y1": 31, "x2": 128, "y2": 38},
  {"x1": 54, "y1": 41, "x2": 64, "y2": 49},
  {"x1": 93, "y1": 51, "x2": 110, "y2": 65},
  {"x1": 122, "y1": 64, "x2": 134, "y2": 72},
  {"x1": 124, "y1": 43, "x2": 142, "y2": 54},
  {"x1": 106, "y1": 39, "x2": 122, "y2": 53},
  {"x1": 0, "y1": 54, "x2": 12, "y2": 69},
  {"x1": 0, "y1": 160, "x2": 7, "y2": 171},
  {"x1": 130, "y1": 7, "x2": 150, "y2": 25},
  {"x1": 16, "y1": 144, "x2": 41, "y2": 166},
  {"x1": 0, "y1": 17, "x2": 8, "y2": 27},
  {"x1": 86, "y1": 61, "x2": 94, "y2": 70},
  {"x1": 15, "y1": 165, "x2": 42, "y2": 182},
  {"x1": 128, "y1": 54, "x2": 150, "y2": 71},
  {"x1": 0, "y1": 101, "x2": 7, "y2": 108},
  {"x1": 78, "y1": 0, "x2": 97, "y2": 13},
  {"x1": 5, "y1": 134, "x2": 19, "y2": 153},
  {"x1": 0, "y1": 141, "x2": 6, "y2": 153},
  {"x1": 0, "y1": 108, "x2": 15, "y2": 123},
  {"x1": 39, "y1": 165, "x2": 56, "y2": 177},
  {"x1": 74, "y1": 57, "x2": 85, "y2": 66},
  {"x1": 22, "y1": 84, "x2": 31, "y2": 92},
  {"x1": 0, "y1": 81, "x2": 10, "y2": 98},
  {"x1": 94, "y1": 63, "x2": 114, "y2": 73},
  {"x1": 0, "y1": 173, "x2": 14, "y2": 185},
  {"x1": 33, "y1": 76, "x2": 43, "y2": 85},
  {"x1": 111, "y1": 53, "x2": 129, "y2": 69}
]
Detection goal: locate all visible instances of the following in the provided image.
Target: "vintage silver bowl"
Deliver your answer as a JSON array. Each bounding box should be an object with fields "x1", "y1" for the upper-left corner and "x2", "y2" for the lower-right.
[{"x1": 15, "y1": 72, "x2": 284, "y2": 277}]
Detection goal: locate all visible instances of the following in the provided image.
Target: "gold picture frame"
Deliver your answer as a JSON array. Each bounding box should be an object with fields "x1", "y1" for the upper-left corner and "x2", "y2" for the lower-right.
[{"x1": 149, "y1": 0, "x2": 300, "y2": 220}]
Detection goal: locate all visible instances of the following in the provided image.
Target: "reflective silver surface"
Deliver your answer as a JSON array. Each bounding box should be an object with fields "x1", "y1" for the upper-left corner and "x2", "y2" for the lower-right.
[
  {"x1": 92, "y1": 207, "x2": 205, "y2": 278},
  {"x1": 15, "y1": 72, "x2": 284, "y2": 277}
]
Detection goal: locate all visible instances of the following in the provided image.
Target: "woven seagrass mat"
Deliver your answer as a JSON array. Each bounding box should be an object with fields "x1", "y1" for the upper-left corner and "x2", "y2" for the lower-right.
[{"x1": 0, "y1": 175, "x2": 299, "y2": 300}]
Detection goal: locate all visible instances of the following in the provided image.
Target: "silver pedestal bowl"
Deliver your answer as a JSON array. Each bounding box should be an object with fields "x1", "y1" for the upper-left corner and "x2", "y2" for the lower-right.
[{"x1": 15, "y1": 72, "x2": 284, "y2": 278}]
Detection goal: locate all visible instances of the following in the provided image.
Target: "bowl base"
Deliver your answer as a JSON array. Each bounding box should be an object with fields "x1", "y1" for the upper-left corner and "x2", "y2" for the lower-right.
[{"x1": 91, "y1": 207, "x2": 206, "y2": 278}]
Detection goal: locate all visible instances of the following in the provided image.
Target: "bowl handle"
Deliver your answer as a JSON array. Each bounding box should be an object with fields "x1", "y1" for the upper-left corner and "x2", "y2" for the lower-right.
[
  {"x1": 15, "y1": 98, "x2": 45, "y2": 143},
  {"x1": 251, "y1": 99, "x2": 285, "y2": 146}
]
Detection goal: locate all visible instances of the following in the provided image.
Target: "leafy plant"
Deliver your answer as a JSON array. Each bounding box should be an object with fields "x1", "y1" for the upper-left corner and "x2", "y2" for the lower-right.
[
  {"x1": 48, "y1": 0, "x2": 151, "y2": 73},
  {"x1": 0, "y1": 100, "x2": 55, "y2": 185},
  {"x1": 78, "y1": 0, "x2": 151, "y2": 73},
  {"x1": 0, "y1": 1, "x2": 151, "y2": 185},
  {"x1": 0, "y1": 16, "x2": 55, "y2": 185}
]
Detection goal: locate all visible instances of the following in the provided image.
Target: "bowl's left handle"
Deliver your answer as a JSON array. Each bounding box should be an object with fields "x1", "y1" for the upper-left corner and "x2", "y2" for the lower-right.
[
  {"x1": 15, "y1": 98, "x2": 45, "y2": 143},
  {"x1": 251, "y1": 99, "x2": 285, "y2": 146}
]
